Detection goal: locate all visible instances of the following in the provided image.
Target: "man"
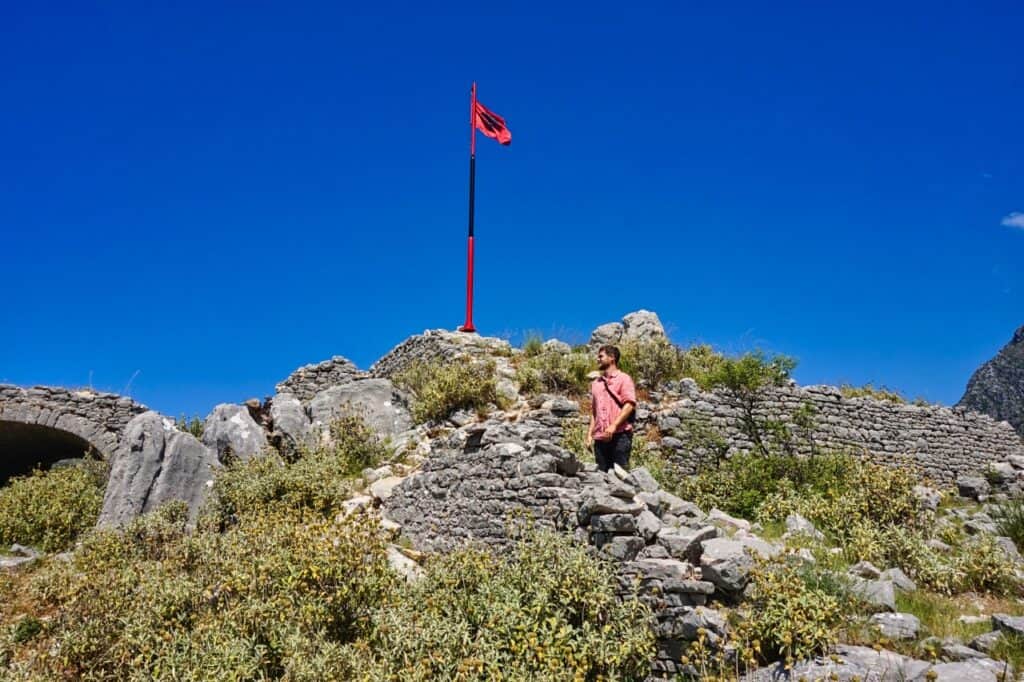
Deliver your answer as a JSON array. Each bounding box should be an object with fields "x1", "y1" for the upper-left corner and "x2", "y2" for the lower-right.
[{"x1": 586, "y1": 344, "x2": 637, "y2": 473}]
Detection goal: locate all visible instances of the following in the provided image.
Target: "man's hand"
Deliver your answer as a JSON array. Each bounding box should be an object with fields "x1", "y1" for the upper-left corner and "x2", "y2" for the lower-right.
[
  {"x1": 602, "y1": 424, "x2": 617, "y2": 440},
  {"x1": 585, "y1": 432, "x2": 594, "y2": 448}
]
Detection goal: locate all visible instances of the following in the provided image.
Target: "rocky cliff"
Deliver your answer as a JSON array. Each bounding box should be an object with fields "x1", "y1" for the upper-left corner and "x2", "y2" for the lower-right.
[{"x1": 958, "y1": 324, "x2": 1024, "y2": 435}]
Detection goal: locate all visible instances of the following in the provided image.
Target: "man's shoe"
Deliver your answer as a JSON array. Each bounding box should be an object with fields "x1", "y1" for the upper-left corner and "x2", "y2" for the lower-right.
[{"x1": 613, "y1": 463, "x2": 629, "y2": 480}]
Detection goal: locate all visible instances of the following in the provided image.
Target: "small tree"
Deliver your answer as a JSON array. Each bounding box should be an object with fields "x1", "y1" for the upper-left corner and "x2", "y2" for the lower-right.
[{"x1": 705, "y1": 351, "x2": 796, "y2": 456}]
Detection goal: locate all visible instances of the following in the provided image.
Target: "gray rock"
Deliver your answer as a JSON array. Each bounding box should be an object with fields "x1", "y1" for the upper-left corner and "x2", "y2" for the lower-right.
[
  {"x1": 914, "y1": 484, "x2": 943, "y2": 511},
  {"x1": 590, "y1": 513, "x2": 638, "y2": 534},
  {"x1": 675, "y1": 606, "x2": 728, "y2": 642},
  {"x1": 623, "y1": 466, "x2": 661, "y2": 493},
  {"x1": 987, "y1": 462, "x2": 1016, "y2": 483},
  {"x1": 880, "y1": 567, "x2": 917, "y2": 593},
  {"x1": 850, "y1": 577, "x2": 897, "y2": 611},
  {"x1": 784, "y1": 512, "x2": 825, "y2": 541},
  {"x1": 870, "y1": 612, "x2": 920, "y2": 640},
  {"x1": 308, "y1": 379, "x2": 412, "y2": 437},
  {"x1": 941, "y1": 642, "x2": 989, "y2": 661},
  {"x1": 969, "y1": 630, "x2": 1003, "y2": 654},
  {"x1": 994, "y1": 536, "x2": 1023, "y2": 563},
  {"x1": 621, "y1": 310, "x2": 667, "y2": 343},
  {"x1": 589, "y1": 322, "x2": 624, "y2": 347},
  {"x1": 541, "y1": 339, "x2": 571, "y2": 354},
  {"x1": 369, "y1": 476, "x2": 404, "y2": 503},
  {"x1": 911, "y1": 662, "x2": 999, "y2": 681},
  {"x1": 577, "y1": 494, "x2": 644, "y2": 526},
  {"x1": 835, "y1": 644, "x2": 931, "y2": 680},
  {"x1": 850, "y1": 560, "x2": 883, "y2": 579},
  {"x1": 100, "y1": 411, "x2": 218, "y2": 526},
  {"x1": 709, "y1": 508, "x2": 751, "y2": 532},
  {"x1": 658, "y1": 525, "x2": 718, "y2": 563},
  {"x1": 636, "y1": 509, "x2": 662, "y2": 542},
  {"x1": 268, "y1": 393, "x2": 312, "y2": 454},
  {"x1": 957, "y1": 475, "x2": 991, "y2": 500},
  {"x1": 700, "y1": 538, "x2": 755, "y2": 594},
  {"x1": 600, "y1": 536, "x2": 645, "y2": 562},
  {"x1": 992, "y1": 613, "x2": 1024, "y2": 636},
  {"x1": 202, "y1": 403, "x2": 268, "y2": 462}
]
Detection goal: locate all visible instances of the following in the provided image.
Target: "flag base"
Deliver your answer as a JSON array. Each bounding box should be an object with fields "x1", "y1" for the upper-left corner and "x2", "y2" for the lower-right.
[{"x1": 457, "y1": 324, "x2": 477, "y2": 333}]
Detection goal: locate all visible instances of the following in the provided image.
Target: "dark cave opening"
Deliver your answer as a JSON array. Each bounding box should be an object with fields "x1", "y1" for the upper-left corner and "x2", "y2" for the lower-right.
[{"x1": 0, "y1": 421, "x2": 99, "y2": 486}]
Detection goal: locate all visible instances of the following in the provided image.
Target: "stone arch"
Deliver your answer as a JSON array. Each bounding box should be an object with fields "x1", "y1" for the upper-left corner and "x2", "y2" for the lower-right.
[{"x1": 0, "y1": 385, "x2": 149, "y2": 484}]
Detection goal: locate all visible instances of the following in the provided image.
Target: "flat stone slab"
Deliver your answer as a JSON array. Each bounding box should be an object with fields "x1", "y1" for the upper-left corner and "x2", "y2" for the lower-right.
[{"x1": 871, "y1": 612, "x2": 920, "y2": 640}]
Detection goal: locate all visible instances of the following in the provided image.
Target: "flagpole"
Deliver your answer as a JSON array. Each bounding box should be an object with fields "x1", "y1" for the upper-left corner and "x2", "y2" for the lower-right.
[{"x1": 461, "y1": 81, "x2": 477, "y2": 333}]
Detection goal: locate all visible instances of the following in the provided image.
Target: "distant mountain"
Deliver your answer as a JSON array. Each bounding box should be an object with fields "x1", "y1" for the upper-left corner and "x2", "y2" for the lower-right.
[{"x1": 958, "y1": 325, "x2": 1024, "y2": 435}]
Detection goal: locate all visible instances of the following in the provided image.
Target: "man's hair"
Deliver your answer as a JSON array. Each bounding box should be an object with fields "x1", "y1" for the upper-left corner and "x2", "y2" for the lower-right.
[{"x1": 597, "y1": 345, "x2": 621, "y2": 365}]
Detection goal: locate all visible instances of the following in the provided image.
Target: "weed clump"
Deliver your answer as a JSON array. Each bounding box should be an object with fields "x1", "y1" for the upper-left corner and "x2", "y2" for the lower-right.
[{"x1": 395, "y1": 358, "x2": 502, "y2": 422}]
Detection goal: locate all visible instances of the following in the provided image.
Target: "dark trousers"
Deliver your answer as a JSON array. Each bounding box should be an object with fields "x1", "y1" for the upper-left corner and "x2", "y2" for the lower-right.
[{"x1": 594, "y1": 432, "x2": 632, "y2": 473}]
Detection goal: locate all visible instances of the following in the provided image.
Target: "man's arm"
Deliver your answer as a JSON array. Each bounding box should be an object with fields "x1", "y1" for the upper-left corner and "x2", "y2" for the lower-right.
[
  {"x1": 586, "y1": 413, "x2": 595, "y2": 447},
  {"x1": 602, "y1": 402, "x2": 634, "y2": 439}
]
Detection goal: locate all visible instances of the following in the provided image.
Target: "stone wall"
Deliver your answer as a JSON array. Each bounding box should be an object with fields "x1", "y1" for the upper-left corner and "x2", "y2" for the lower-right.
[
  {"x1": 652, "y1": 381, "x2": 1024, "y2": 485},
  {"x1": 383, "y1": 398, "x2": 582, "y2": 552},
  {"x1": 370, "y1": 330, "x2": 514, "y2": 380},
  {"x1": 274, "y1": 356, "x2": 364, "y2": 402},
  {"x1": 0, "y1": 384, "x2": 149, "y2": 460}
]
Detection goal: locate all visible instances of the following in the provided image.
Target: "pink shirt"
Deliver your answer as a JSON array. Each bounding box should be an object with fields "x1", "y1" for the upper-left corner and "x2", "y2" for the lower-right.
[{"x1": 590, "y1": 370, "x2": 637, "y2": 440}]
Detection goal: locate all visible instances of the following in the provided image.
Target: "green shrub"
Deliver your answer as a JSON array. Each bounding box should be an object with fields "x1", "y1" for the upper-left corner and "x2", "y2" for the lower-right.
[
  {"x1": 733, "y1": 559, "x2": 843, "y2": 667},
  {"x1": 617, "y1": 338, "x2": 683, "y2": 388},
  {"x1": 677, "y1": 343, "x2": 727, "y2": 389},
  {"x1": 175, "y1": 413, "x2": 204, "y2": 438},
  {"x1": 205, "y1": 413, "x2": 388, "y2": 526},
  {"x1": 703, "y1": 351, "x2": 797, "y2": 455},
  {"x1": 514, "y1": 350, "x2": 593, "y2": 396},
  {"x1": 0, "y1": 462, "x2": 106, "y2": 553},
  {"x1": 395, "y1": 358, "x2": 503, "y2": 422},
  {"x1": 12, "y1": 504, "x2": 395, "y2": 680},
  {"x1": 351, "y1": 526, "x2": 655, "y2": 680},
  {"x1": 993, "y1": 498, "x2": 1024, "y2": 549},
  {"x1": 839, "y1": 383, "x2": 907, "y2": 404}
]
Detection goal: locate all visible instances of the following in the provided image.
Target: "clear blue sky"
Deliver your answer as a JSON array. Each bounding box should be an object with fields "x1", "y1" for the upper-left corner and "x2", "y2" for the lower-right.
[{"x1": 3, "y1": 1, "x2": 1022, "y2": 417}]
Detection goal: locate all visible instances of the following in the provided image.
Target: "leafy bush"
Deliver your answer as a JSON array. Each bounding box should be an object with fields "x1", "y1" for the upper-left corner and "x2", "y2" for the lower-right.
[
  {"x1": 617, "y1": 338, "x2": 684, "y2": 388},
  {"x1": 684, "y1": 560, "x2": 843, "y2": 677},
  {"x1": 9, "y1": 503, "x2": 396, "y2": 680},
  {"x1": 514, "y1": 350, "x2": 594, "y2": 396},
  {"x1": 351, "y1": 526, "x2": 655, "y2": 680},
  {"x1": 703, "y1": 351, "x2": 797, "y2": 455},
  {"x1": 0, "y1": 462, "x2": 106, "y2": 553},
  {"x1": 205, "y1": 414, "x2": 388, "y2": 526},
  {"x1": 733, "y1": 560, "x2": 843, "y2": 667},
  {"x1": 840, "y1": 383, "x2": 906, "y2": 404},
  {"x1": 175, "y1": 413, "x2": 204, "y2": 438},
  {"x1": 993, "y1": 498, "x2": 1024, "y2": 549},
  {"x1": 395, "y1": 358, "x2": 503, "y2": 422},
  {"x1": 677, "y1": 343, "x2": 727, "y2": 389}
]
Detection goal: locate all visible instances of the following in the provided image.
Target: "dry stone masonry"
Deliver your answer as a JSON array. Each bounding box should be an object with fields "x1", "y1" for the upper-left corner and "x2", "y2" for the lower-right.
[
  {"x1": 0, "y1": 384, "x2": 149, "y2": 469},
  {"x1": 652, "y1": 380, "x2": 1024, "y2": 485},
  {"x1": 273, "y1": 356, "x2": 365, "y2": 402}
]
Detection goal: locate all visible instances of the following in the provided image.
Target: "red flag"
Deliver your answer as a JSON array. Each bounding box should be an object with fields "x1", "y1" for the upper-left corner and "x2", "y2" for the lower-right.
[{"x1": 473, "y1": 101, "x2": 512, "y2": 146}]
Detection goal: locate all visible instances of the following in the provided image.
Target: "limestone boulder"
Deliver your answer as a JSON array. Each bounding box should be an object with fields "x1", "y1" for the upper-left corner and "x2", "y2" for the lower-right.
[
  {"x1": 202, "y1": 403, "x2": 268, "y2": 462},
  {"x1": 622, "y1": 310, "x2": 667, "y2": 342},
  {"x1": 269, "y1": 393, "x2": 313, "y2": 454},
  {"x1": 100, "y1": 411, "x2": 218, "y2": 526},
  {"x1": 308, "y1": 379, "x2": 413, "y2": 440}
]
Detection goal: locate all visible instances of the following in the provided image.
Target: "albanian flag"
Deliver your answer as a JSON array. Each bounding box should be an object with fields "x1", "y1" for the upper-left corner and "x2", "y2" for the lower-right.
[{"x1": 473, "y1": 101, "x2": 512, "y2": 145}]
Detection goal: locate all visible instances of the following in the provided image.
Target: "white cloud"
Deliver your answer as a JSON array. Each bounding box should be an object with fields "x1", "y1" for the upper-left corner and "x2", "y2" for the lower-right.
[{"x1": 1001, "y1": 212, "x2": 1024, "y2": 229}]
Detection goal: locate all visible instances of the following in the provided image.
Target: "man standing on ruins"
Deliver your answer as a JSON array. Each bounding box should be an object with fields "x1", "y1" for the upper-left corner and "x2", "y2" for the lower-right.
[{"x1": 586, "y1": 345, "x2": 637, "y2": 474}]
